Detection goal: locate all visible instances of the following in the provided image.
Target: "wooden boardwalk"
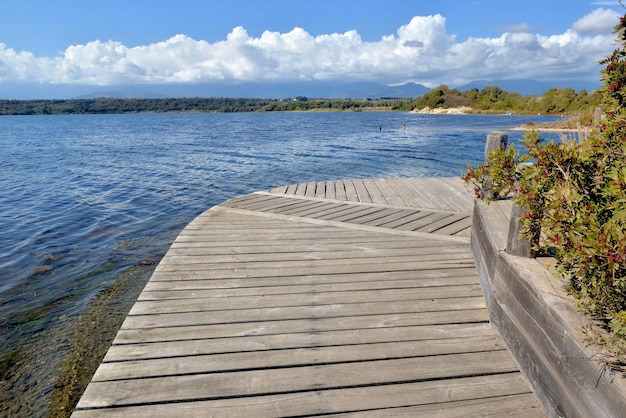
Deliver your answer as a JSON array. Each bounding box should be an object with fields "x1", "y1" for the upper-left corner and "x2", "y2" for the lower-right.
[{"x1": 72, "y1": 177, "x2": 544, "y2": 417}]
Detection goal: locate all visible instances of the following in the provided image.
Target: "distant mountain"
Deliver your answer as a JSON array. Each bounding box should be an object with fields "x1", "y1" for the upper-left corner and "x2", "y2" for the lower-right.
[
  {"x1": 65, "y1": 79, "x2": 601, "y2": 100},
  {"x1": 73, "y1": 90, "x2": 166, "y2": 99},
  {"x1": 0, "y1": 78, "x2": 598, "y2": 100},
  {"x1": 456, "y1": 79, "x2": 601, "y2": 96},
  {"x1": 71, "y1": 81, "x2": 430, "y2": 100}
]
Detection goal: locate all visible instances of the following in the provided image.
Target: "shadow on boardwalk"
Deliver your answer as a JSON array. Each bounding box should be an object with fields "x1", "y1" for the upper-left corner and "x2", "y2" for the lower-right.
[{"x1": 72, "y1": 178, "x2": 544, "y2": 417}]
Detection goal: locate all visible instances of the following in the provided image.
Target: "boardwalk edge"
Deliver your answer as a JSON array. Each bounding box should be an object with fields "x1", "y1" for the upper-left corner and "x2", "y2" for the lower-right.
[{"x1": 471, "y1": 198, "x2": 626, "y2": 418}]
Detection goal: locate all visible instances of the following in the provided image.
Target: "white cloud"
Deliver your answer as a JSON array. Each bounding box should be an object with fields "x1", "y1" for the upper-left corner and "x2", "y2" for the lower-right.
[
  {"x1": 0, "y1": 9, "x2": 619, "y2": 88},
  {"x1": 572, "y1": 8, "x2": 620, "y2": 34}
]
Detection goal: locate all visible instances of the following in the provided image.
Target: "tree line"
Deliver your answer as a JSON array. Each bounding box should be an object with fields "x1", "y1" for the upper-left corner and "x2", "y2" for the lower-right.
[
  {"x1": 0, "y1": 86, "x2": 600, "y2": 115},
  {"x1": 0, "y1": 97, "x2": 409, "y2": 115},
  {"x1": 411, "y1": 84, "x2": 600, "y2": 115}
]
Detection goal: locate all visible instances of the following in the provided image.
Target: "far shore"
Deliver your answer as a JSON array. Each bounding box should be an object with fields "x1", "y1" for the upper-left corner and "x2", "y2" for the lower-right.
[{"x1": 412, "y1": 106, "x2": 595, "y2": 133}]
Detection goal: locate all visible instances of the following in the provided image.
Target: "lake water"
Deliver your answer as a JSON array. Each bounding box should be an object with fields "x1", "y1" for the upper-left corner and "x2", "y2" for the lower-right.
[{"x1": 0, "y1": 111, "x2": 562, "y2": 415}]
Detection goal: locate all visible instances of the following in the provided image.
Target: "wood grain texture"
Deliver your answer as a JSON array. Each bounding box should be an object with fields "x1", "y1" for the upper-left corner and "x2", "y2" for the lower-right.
[{"x1": 72, "y1": 178, "x2": 543, "y2": 417}]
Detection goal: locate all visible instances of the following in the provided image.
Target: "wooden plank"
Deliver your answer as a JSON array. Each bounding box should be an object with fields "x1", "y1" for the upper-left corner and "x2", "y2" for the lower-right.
[
  {"x1": 150, "y1": 260, "x2": 478, "y2": 281},
  {"x1": 395, "y1": 211, "x2": 451, "y2": 231},
  {"x1": 144, "y1": 268, "x2": 479, "y2": 291},
  {"x1": 72, "y1": 374, "x2": 536, "y2": 417},
  {"x1": 315, "y1": 181, "x2": 327, "y2": 198},
  {"x1": 154, "y1": 252, "x2": 475, "y2": 272},
  {"x1": 293, "y1": 182, "x2": 307, "y2": 196},
  {"x1": 344, "y1": 180, "x2": 360, "y2": 202},
  {"x1": 304, "y1": 182, "x2": 317, "y2": 197},
  {"x1": 279, "y1": 202, "x2": 352, "y2": 220},
  {"x1": 92, "y1": 336, "x2": 506, "y2": 382},
  {"x1": 351, "y1": 179, "x2": 374, "y2": 203},
  {"x1": 324, "y1": 180, "x2": 336, "y2": 200},
  {"x1": 275, "y1": 202, "x2": 339, "y2": 217},
  {"x1": 129, "y1": 285, "x2": 484, "y2": 315},
  {"x1": 363, "y1": 178, "x2": 389, "y2": 205},
  {"x1": 414, "y1": 213, "x2": 470, "y2": 233},
  {"x1": 166, "y1": 237, "x2": 470, "y2": 255},
  {"x1": 159, "y1": 252, "x2": 474, "y2": 272},
  {"x1": 373, "y1": 178, "x2": 408, "y2": 206},
  {"x1": 433, "y1": 177, "x2": 475, "y2": 212},
  {"x1": 321, "y1": 206, "x2": 388, "y2": 223},
  {"x1": 107, "y1": 323, "x2": 496, "y2": 361},
  {"x1": 393, "y1": 177, "x2": 437, "y2": 209},
  {"x1": 267, "y1": 200, "x2": 329, "y2": 215},
  {"x1": 140, "y1": 276, "x2": 480, "y2": 299},
  {"x1": 266, "y1": 184, "x2": 287, "y2": 194},
  {"x1": 309, "y1": 204, "x2": 377, "y2": 220},
  {"x1": 285, "y1": 183, "x2": 298, "y2": 195},
  {"x1": 375, "y1": 210, "x2": 433, "y2": 228},
  {"x1": 332, "y1": 393, "x2": 544, "y2": 417},
  {"x1": 355, "y1": 209, "x2": 414, "y2": 226},
  {"x1": 138, "y1": 285, "x2": 483, "y2": 305},
  {"x1": 119, "y1": 297, "x2": 487, "y2": 330},
  {"x1": 149, "y1": 261, "x2": 478, "y2": 282},
  {"x1": 76, "y1": 350, "x2": 519, "y2": 409},
  {"x1": 113, "y1": 308, "x2": 489, "y2": 344},
  {"x1": 165, "y1": 240, "x2": 472, "y2": 259},
  {"x1": 226, "y1": 196, "x2": 308, "y2": 212},
  {"x1": 436, "y1": 215, "x2": 473, "y2": 236}
]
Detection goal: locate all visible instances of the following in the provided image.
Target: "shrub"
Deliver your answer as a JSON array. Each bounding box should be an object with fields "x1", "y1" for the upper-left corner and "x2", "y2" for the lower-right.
[{"x1": 463, "y1": 14, "x2": 626, "y2": 360}]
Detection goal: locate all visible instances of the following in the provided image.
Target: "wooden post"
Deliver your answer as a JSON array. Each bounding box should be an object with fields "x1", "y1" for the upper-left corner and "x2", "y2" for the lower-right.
[
  {"x1": 506, "y1": 202, "x2": 535, "y2": 257},
  {"x1": 593, "y1": 107, "x2": 602, "y2": 128},
  {"x1": 484, "y1": 131, "x2": 508, "y2": 162},
  {"x1": 483, "y1": 131, "x2": 508, "y2": 199}
]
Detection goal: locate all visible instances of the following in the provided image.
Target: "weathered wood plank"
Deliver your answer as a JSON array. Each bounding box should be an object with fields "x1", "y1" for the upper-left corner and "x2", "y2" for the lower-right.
[
  {"x1": 354, "y1": 208, "x2": 411, "y2": 226},
  {"x1": 373, "y1": 178, "x2": 408, "y2": 206},
  {"x1": 129, "y1": 285, "x2": 484, "y2": 315},
  {"x1": 92, "y1": 336, "x2": 506, "y2": 382},
  {"x1": 414, "y1": 213, "x2": 470, "y2": 233},
  {"x1": 436, "y1": 215, "x2": 474, "y2": 236},
  {"x1": 351, "y1": 179, "x2": 373, "y2": 203},
  {"x1": 149, "y1": 260, "x2": 478, "y2": 281},
  {"x1": 304, "y1": 182, "x2": 317, "y2": 197},
  {"x1": 157, "y1": 246, "x2": 475, "y2": 271},
  {"x1": 106, "y1": 323, "x2": 496, "y2": 361},
  {"x1": 138, "y1": 275, "x2": 479, "y2": 300},
  {"x1": 77, "y1": 350, "x2": 520, "y2": 409},
  {"x1": 143, "y1": 268, "x2": 479, "y2": 291},
  {"x1": 324, "y1": 180, "x2": 336, "y2": 200},
  {"x1": 113, "y1": 308, "x2": 489, "y2": 344},
  {"x1": 72, "y1": 374, "x2": 538, "y2": 418},
  {"x1": 343, "y1": 180, "x2": 360, "y2": 202},
  {"x1": 120, "y1": 296, "x2": 487, "y2": 331},
  {"x1": 362, "y1": 178, "x2": 389, "y2": 205},
  {"x1": 285, "y1": 183, "x2": 298, "y2": 195},
  {"x1": 395, "y1": 211, "x2": 451, "y2": 231},
  {"x1": 166, "y1": 236, "x2": 469, "y2": 255},
  {"x1": 331, "y1": 393, "x2": 544, "y2": 417}
]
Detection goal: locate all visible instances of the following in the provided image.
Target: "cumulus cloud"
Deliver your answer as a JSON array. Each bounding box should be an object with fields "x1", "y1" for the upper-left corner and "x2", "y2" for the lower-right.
[
  {"x1": 572, "y1": 8, "x2": 620, "y2": 34},
  {"x1": 0, "y1": 9, "x2": 620, "y2": 88}
]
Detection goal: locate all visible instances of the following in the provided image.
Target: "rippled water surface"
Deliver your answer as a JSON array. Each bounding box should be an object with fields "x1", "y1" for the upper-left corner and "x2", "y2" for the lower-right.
[{"x1": 0, "y1": 112, "x2": 561, "y2": 415}]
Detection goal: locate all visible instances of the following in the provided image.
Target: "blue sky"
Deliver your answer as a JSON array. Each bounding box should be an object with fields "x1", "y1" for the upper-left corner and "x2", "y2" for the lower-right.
[{"x1": 0, "y1": 0, "x2": 623, "y2": 98}]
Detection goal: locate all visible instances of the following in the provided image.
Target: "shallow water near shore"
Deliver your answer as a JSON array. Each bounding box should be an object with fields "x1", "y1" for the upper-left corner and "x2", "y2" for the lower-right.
[{"x1": 0, "y1": 112, "x2": 561, "y2": 416}]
